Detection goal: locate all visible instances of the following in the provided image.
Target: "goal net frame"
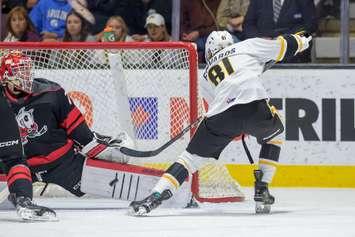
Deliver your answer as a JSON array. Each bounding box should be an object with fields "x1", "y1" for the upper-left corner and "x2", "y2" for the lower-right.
[{"x1": 0, "y1": 42, "x2": 244, "y2": 204}]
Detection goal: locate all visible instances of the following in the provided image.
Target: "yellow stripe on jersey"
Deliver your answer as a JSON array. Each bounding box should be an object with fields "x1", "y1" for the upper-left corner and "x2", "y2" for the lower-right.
[
  {"x1": 276, "y1": 36, "x2": 287, "y2": 62},
  {"x1": 162, "y1": 173, "x2": 180, "y2": 189}
]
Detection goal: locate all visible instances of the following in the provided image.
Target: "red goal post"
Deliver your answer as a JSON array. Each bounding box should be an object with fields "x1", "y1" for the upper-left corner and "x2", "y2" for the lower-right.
[{"x1": 0, "y1": 42, "x2": 244, "y2": 203}]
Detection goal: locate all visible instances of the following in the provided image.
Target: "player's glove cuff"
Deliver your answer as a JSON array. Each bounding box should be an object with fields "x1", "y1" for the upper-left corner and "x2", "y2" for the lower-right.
[
  {"x1": 292, "y1": 34, "x2": 312, "y2": 54},
  {"x1": 81, "y1": 131, "x2": 134, "y2": 163}
]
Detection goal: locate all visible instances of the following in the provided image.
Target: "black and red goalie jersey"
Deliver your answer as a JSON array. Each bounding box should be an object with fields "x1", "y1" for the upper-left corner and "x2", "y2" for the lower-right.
[{"x1": 4, "y1": 77, "x2": 94, "y2": 172}]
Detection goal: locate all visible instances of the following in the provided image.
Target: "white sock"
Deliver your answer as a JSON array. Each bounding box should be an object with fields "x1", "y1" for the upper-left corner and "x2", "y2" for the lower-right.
[
  {"x1": 258, "y1": 159, "x2": 277, "y2": 183},
  {"x1": 152, "y1": 173, "x2": 180, "y2": 194}
]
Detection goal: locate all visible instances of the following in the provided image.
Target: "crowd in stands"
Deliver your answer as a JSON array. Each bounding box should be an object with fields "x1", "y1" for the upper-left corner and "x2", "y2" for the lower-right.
[{"x1": 1, "y1": 0, "x2": 331, "y2": 63}]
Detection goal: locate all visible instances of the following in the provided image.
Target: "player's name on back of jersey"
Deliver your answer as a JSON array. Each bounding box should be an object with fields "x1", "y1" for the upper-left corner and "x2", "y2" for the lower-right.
[{"x1": 209, "y1": 47, "x2": 236, "y2": 64}]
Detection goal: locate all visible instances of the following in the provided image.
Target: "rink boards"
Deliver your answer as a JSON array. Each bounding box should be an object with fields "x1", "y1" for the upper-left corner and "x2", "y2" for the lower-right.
[
  {"x1": 225, "y1": 68, "x2": 355, "y2": 187},
  {"x1": 3, "y1": 67, "x2": 355, "y2": 187}
]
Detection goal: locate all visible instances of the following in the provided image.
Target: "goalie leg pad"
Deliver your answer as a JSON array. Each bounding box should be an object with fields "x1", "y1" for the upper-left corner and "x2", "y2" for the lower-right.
[
  {"x1": 81, "y1": 158, "x2": 160, "y2": 201},
  {"x1": 80, "y1": 159, "x2": 191, "y2": 207}
]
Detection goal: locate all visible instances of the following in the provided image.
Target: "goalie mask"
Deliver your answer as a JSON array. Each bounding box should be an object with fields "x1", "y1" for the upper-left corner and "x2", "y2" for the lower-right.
[
  {"x1": 205, "y1": 31, "x2": 234, "y2": 64},
  {"x1": 0, "y1": 52, "x2": 34, "y2": 93}
]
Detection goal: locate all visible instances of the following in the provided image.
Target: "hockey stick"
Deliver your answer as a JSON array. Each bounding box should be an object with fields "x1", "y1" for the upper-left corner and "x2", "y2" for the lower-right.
[{"x1": 119, "y1": 116, "x2": 203, "y2": 157}]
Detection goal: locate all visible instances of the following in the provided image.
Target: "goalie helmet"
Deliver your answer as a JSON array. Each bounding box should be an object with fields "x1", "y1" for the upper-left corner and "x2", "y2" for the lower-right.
[
  {"x1": 205, "y1": 31, "x2": 234, "y2": 63},
  {"x1": 0, "y1": 51, "x2": 34, "y2": 93}
]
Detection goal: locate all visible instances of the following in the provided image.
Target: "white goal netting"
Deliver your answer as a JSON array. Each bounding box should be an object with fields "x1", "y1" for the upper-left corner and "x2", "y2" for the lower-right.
[{"x1": 0, "y1": 42, "x2": 244, "y2": 203}]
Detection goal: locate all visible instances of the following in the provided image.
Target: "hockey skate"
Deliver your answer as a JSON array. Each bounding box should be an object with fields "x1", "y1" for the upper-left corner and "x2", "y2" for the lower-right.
[
  {"x1": 9, "y1": 194, "x2": 58, "y2": 221},
  {"x1": 254, "y1": 170, "x2": 275, "y2": 214},
  {"x1": 129, "y1": 189, "x2": 172, "y2": 216}
]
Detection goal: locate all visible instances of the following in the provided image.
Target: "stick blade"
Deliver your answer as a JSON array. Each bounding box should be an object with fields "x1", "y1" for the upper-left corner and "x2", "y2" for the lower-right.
[{"x1": 119, "y1": 147, "x2": 157, "y2": 157}]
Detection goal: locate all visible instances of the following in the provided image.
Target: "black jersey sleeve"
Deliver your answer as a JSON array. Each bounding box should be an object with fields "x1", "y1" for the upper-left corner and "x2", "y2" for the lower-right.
[{"x1": 55, "y1": 88, "x2": 94, "y2": 146}]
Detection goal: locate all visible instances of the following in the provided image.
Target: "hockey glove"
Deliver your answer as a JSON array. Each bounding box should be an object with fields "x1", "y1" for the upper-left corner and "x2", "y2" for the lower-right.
[
  {"x1": 292, "y1": 33, "x2": 312, "y2": 54},
  {"x1": 81, "y1": 131, "x2": 135, "y2": 163}
]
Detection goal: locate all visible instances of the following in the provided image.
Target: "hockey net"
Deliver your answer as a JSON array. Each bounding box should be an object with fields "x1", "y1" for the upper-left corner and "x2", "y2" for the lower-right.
[{"x1": 0, "y1": 42, "x2": 244, "y2": 203}]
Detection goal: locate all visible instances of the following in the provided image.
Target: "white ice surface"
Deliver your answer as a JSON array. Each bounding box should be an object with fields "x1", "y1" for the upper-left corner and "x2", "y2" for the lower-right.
[{"x1": 1, "y1": 188, "x2": 355, "y2": 237}]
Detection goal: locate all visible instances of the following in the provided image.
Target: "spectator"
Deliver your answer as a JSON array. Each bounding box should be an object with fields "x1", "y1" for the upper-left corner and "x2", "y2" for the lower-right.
[
  {"x1": 54, "y1": 10, "x2": 96, "y2": 70},
  {"x1": 143, "y1": 0, "x2": 172, "y2": 34},
  {"x1": 243, "y1": 0, "x2": 317, "y2": 63},
  {"x1": 85, "y1": 0, "x2": 127, "y2": 35},
  {"x1": 27, "y1": 0, "x2": 38, "y2": 10},
  {"x1": 181, "y1": 0, "x2": 221, "y2": 63},
  {"x1": 216, "y1": 0, "x2": 250, "y2": 42},
  {"x1": 63, "y1": 10, "x2": 95, "y2": 42},
  {"x1": 2, "y1": 0, "x2": 38, "y2": 13},
  {"x1": 1, "y1": 0, "x2": 38, "y2": 40},
  {"x1": 132, "y1": 13, "x2": 171, "y2": 42},
  {"x1": 96, "y1": 16, "x2": 132, "y2": 42},
  {"x1": 29, "y1": 0, "x2": 72, "y2": 41},
  {"x1": 315, "y1": 0, "x2": 340, "y2": 19},
  {"x1": 68, "y1": 0, "x2": 95, "y2": 25},
  {"x1": 4, "y1": 6, "x2": 41, "y2": 42},
  {"x1": 115, "y1": 0, "x2": 172, "y2": 36}
]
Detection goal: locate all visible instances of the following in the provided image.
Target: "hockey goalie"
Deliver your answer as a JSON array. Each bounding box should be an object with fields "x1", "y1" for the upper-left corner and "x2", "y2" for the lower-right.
[{"x1": 0, "y1": 51, "x2": 192, "y2": 221}]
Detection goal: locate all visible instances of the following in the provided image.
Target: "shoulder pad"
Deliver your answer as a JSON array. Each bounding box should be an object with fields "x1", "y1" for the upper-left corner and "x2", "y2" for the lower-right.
[{"x1": 31, "y1": 78, "x2": 62, "y2": 95}]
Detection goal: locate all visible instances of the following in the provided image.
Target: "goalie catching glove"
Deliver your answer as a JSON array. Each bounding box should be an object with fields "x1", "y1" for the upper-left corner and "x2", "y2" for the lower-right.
[{"x1": 81, "y1": 131, "x2": 135, "y2": 163}]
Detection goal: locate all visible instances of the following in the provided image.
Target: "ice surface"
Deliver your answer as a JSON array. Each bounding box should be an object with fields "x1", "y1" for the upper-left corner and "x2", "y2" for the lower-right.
[{"x1": 1, "y1": 188, "x2": 355, "y2": 237}]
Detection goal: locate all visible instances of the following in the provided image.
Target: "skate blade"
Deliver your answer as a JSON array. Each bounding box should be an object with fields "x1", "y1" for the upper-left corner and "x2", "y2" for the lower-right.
[
  {"x1": 135, "y1": 206, "x2": 148, "y2": 216},
  {"x1": 255, "y1": 202, "x2": 271, "y2": 214},
  {"x1": 127, "y1": 206, "x2": 148, "y2": 217},
  {"x1": 19, "y1": 209, "x2": 58, "y2": 222}
]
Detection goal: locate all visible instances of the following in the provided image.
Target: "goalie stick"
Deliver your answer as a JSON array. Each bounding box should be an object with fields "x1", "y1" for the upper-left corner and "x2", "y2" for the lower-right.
[
  {"x1": 0, "y1": 115, "x2": 202, "y2": 161},
  {"x1": 119, "y1": 116, "x2": 203, "y2": 157}
]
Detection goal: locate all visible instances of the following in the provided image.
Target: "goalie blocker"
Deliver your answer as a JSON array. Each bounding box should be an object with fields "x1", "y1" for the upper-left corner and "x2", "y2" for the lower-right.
[{"x1": 81, "y1": 131, "x2": 135, "y2": 163}]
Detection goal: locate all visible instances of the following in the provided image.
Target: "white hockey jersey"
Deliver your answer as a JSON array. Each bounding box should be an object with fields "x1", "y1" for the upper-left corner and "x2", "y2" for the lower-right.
[{"x1": 202, "y1": 37, "x2": 286, "y2": 117}]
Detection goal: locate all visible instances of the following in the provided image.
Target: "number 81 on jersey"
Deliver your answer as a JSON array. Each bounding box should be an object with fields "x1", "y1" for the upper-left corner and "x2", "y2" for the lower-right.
[{"x1": 207, "y1": 58, "x2": 235, "y2": 86}]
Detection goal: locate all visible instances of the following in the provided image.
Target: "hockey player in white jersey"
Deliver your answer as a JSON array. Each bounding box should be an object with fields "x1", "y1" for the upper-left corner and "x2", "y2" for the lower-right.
[{"x1": 130, "y1": 30, "x2": 312, "y2": 215}]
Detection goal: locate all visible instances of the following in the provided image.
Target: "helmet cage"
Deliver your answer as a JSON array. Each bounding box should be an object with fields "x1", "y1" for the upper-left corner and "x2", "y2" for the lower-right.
[{"x1": 2, "y1": 54, "x2": 34, "y2": 93}]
